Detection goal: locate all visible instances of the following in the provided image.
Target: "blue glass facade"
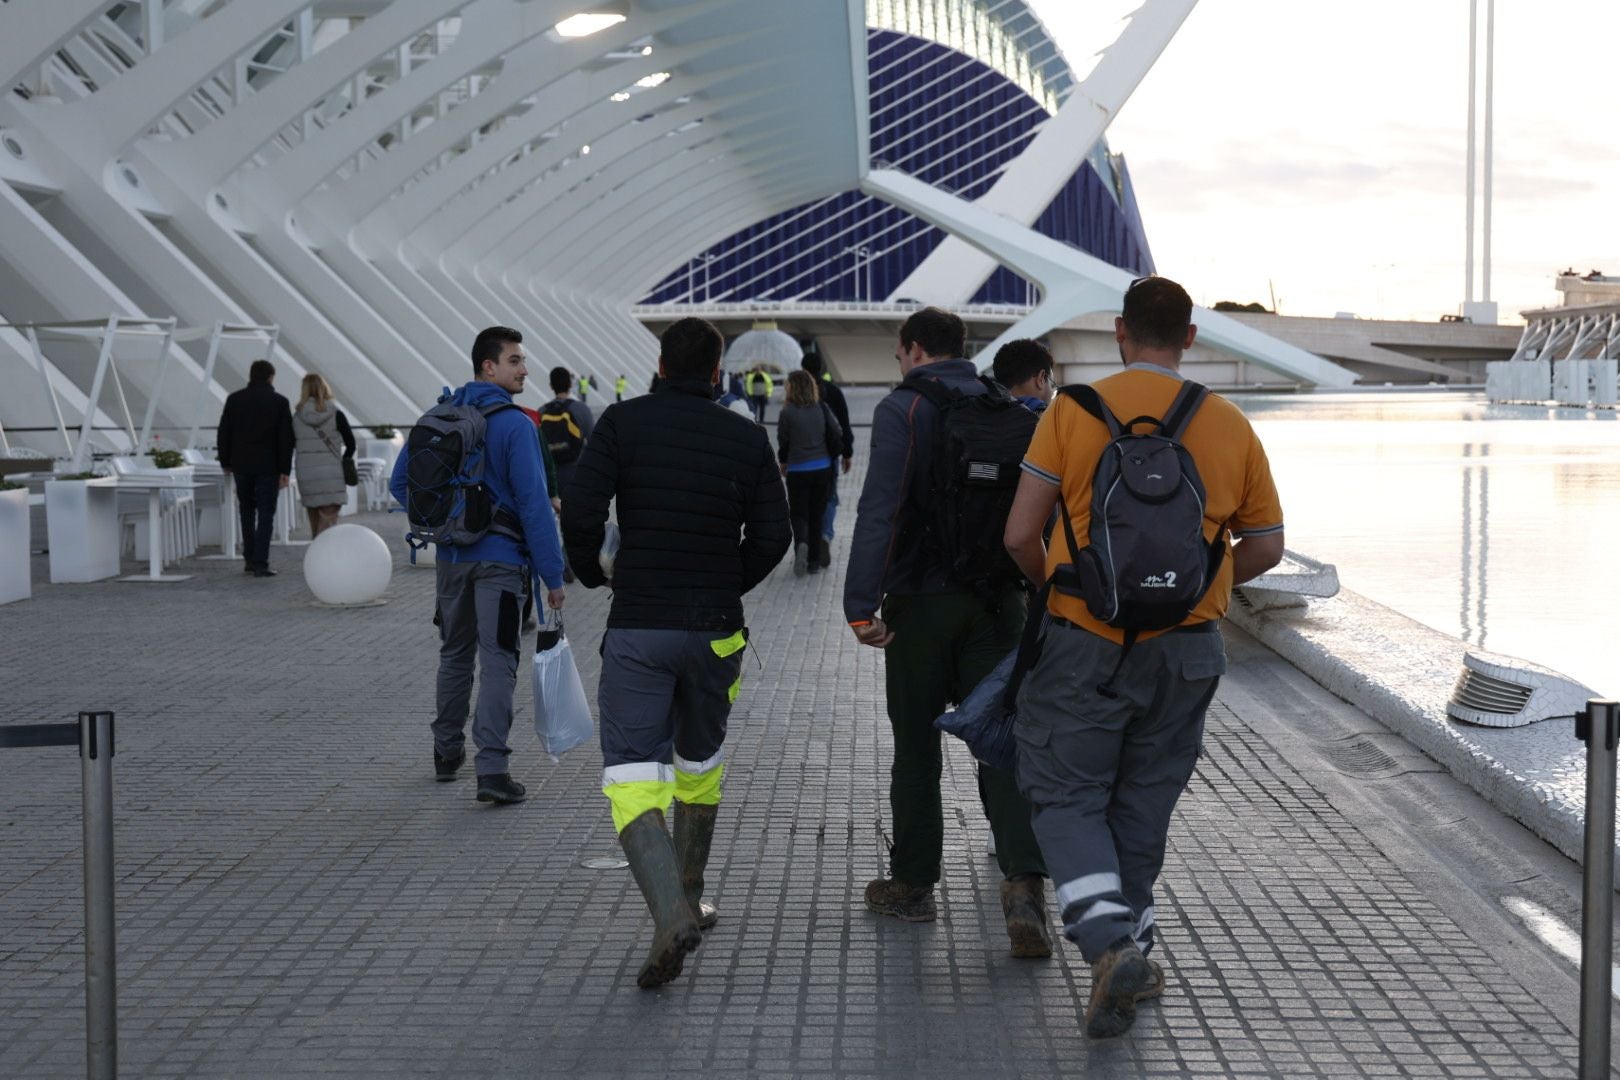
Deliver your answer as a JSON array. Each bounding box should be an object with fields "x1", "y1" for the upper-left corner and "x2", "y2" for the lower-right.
[{"x1": 641, "y1": 28, "x2": 1155, "y2": 305}]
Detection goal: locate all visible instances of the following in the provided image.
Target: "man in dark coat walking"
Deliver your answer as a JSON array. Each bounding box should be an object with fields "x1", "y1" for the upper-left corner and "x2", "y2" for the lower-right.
[
  {"x1": 562, "y1": 317, "x2": 790, "y2": 990},
  {"x1": 216, "y1": 359, "x2": 294, "y2": 577}
]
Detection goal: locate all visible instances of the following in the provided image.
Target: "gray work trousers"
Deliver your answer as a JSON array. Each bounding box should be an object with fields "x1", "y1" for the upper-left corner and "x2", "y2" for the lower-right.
[
  {"x1": 597, "y1": 628, "x2": 743, "y2": 774},
  {"x1": 434, "y1": 560, "x2": 527, "y2": 776},
  {"x1": 1013, "y1": 619, "x2": 1225, "y2": 962}
]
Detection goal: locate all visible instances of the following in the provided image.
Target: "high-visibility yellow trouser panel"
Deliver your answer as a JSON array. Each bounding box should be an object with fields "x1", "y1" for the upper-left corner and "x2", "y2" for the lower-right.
[{"x1": 603, "y1": 763, "x2": 676, "y2": 834}]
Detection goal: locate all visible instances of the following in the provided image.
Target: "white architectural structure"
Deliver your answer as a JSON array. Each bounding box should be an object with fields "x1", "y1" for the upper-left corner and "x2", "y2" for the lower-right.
[
  {"x1": 1489, "y1": 274, "x2": 1620, "y2": 406},
  {"x1": 0, "y1": 0, "x2": 1350, "y2": 457}
]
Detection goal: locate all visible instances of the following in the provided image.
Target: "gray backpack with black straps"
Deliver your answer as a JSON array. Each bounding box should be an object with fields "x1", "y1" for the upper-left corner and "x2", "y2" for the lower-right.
[
  {"x1": 1051, "y1": 380, "x2": 1226, "y2": 635},
  {"x1": 402, "y1": 391, "x2": 525, "y2": 550}
]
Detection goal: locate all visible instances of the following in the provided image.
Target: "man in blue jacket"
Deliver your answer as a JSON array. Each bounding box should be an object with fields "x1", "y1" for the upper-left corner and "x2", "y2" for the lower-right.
[{"x1": 390, "y1": 326, "x2": 567, "y2": 804}]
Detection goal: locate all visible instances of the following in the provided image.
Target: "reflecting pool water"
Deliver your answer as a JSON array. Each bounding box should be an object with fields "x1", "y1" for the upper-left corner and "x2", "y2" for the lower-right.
[{"x1": 1234, "y1": 391, "x2": 1620, "y2": 697}]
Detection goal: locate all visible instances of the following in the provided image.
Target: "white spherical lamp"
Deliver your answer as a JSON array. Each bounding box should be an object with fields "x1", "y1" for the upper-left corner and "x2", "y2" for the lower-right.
[{"x1": 303, "y1": 524, "x2": 392, "y2": 605}]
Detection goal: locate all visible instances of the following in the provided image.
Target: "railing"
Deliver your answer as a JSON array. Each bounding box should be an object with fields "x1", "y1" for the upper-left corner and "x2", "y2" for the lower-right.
[
  {"x1": 629, "y1": 299, "x2": 1036, "y2": 320},
  {"x1": 0, "y1": 713, "x2": 118, "y2": 1080}
]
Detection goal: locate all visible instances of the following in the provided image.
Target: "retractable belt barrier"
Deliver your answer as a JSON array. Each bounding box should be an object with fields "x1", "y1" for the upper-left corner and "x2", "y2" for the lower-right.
[{"x1": 0, "y1": 712, "x2": 118, "y2": 1080}]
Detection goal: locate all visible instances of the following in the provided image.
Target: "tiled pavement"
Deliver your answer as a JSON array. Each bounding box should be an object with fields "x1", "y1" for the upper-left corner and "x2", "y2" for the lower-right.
[{"x1": 0, "y1": 466, "x2": 1582, "y2": 1076}]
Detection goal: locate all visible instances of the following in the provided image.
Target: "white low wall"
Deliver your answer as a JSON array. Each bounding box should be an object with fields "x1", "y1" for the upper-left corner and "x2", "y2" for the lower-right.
[{"x1": 1228, "y1": 585, "x2": 1614, "y2": 885}]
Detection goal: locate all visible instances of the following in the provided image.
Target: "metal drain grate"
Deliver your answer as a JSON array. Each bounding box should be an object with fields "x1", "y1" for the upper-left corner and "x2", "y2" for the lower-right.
[{"x1": 1324, "y1": 736, "x2": 1399, "y2": 776}]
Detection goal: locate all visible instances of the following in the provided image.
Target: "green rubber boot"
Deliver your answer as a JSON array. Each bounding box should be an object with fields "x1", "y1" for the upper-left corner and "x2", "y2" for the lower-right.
[
  {"x1": 619, "y1": 809, "x2": 702, "y2": 989},
  {"x1": 672, "y1": 801, "x2": 720, "y2": 929}
]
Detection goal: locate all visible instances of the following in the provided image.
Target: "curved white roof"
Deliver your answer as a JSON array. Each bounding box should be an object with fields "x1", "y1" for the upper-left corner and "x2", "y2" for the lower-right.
[{"x1": 0, "y1": 0, "x2": 1348, "y2": 454}]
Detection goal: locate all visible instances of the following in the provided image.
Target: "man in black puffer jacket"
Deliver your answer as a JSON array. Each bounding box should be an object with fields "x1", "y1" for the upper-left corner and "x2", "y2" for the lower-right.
[{"x1": 562, "y1": 317, "x2": 790, "y2": 990}]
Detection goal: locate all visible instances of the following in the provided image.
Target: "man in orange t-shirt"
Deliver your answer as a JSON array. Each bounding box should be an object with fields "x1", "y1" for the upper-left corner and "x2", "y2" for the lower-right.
[{"x1": 1002, "y1": 276, "x2": 1285, "y2": 1039}]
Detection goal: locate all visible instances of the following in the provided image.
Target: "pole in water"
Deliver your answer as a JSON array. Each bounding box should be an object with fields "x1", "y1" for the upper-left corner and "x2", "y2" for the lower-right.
[
  {"x1": 1576, "y1": 699, "x2": 1617, "y2": 1080},
  {"x1": 80, "y1": 711, "x2": 117, "y2": 1080}
]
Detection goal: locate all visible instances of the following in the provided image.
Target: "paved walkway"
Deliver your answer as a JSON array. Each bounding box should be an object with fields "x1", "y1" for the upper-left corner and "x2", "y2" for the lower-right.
[{"x1": 0, "y1": 467, "x2": 1584, "y2": 1077}]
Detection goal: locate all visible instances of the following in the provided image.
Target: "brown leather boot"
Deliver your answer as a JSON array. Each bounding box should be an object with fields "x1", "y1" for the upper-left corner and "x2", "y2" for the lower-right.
[
  {"x1": 1136, "y1": 958, "x2": 1165, "y2": 1001},
  {"x1": 863, "y1": 878, "x2": 937, "y2": 921},
  {"x1": 999, "y1": 873, "x2": 1053, "y2": 959},
  {"x1": 672, "y1": 801, "x2": 719, "y2": 930},
  {"x1": 1084, "y1": 938, "x2": 1155, "y2": 1038},
  {"x1": 619, "y1": 809, "x2": 702, "y2": 989}
]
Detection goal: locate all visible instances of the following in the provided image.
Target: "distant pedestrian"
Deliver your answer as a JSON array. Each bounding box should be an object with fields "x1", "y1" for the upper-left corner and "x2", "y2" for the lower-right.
[
  {"x1": 216, "y1": 358, "x2": 293, "y2": 577},
  {"x1": 715, "y1": 377, "x2": 753, "y2": 419},
  {"x1": 844, "y1": 307, "x2": 1050, "y2": 956},
  {"x1": 1002, "y1": 276, "x2": 1285, "y2": 1038},
  {"x1": 562, "y1": 317, "x2": 790, "y2": 989},
  {"x1": 615, "y1": 374, "x2": 628, "y2": 402},
  {"x1": 801, "y1": 354, "x2": 853, "y2": 568},
  {"x1": 744, "y1": 367, "x2": 773, "y2": 423},
  {"x1": 291, "y1": 373, "x2": 355, "y2": 538},
  {"x1": 577, "y1": 373, "x2": 591, "y2": 403},
  {"x1": 991, "y1": 338, "x2": 1056, "y2": 415},
  {"x1": 777, "y1": 370, "x2": 841, "y2": 578},
  {"x1": 390, "y1": 326, "x2": 567, "y2": 804},
  {"x1": 542, "y1": 368, "x2": 595, "y2": 498}
]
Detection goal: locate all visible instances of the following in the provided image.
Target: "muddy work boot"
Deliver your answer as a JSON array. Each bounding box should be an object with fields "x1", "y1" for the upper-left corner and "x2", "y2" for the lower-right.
[
  {"x1": 1136, "y1": 958, "x2": 1165, "y2": 1001},
  {"x1": 619, "y1": 810, "x2": 702, "y2": 989},
  {"x1": 999, "y1": 873, "x2": 1053, "y2": 959},
  {"x1": 672, "y1": 801, "x2": 719, "y2": 930},
  {"x1": 864, "y1": 878, "x2": 937, "y2": 922},
  {"x1": 1084, "y1": 938, "x2": 1156, "y2": 1039}
]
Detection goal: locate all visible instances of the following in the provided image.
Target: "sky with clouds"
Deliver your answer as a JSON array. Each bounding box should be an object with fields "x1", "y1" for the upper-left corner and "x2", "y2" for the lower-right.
[{"x1": 1026, "y1": 0, "x2": 1620, "y2": 323}]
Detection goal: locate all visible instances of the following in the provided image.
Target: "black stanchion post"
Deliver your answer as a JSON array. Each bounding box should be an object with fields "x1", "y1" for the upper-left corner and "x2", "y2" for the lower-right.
[
  {"x1": 79, "y1": 711, "x2": 117, "y2": 1080},
  {"x1": 0, "y1": 715, "x2": 117, "y2": 1079},
  {"x1": 1576, "y1": 699, "x2": 1618, "y2": 1080}
]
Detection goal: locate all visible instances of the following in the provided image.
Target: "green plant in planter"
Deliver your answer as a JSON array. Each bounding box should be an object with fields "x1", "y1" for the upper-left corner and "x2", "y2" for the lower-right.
[
  {"x1": 147, "y1": 448, "x2": 184, "y2": 469},
  {"x1": 59, "y1": 472, "x2": 100, "y2": 481},
  {"x1": 369, "y1": 424, "x2": 396, "y2": 439},
  {"x1": 0, "y1": 480, "x2": 23, "y2": 492}
]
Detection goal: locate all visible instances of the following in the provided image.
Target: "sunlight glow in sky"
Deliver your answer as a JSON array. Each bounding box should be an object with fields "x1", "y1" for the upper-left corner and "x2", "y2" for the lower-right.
[{"x1": 1025, "y1": 0, "x2": 1620, "y2": 323}]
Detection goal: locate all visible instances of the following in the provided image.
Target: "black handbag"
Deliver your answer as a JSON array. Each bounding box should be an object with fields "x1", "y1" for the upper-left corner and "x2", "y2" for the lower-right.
[{"x1": 341, "y1": 452, "x2": 359, "y2": 487}]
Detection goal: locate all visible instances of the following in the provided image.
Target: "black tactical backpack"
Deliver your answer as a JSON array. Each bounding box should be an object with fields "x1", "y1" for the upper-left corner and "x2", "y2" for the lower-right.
[{"x1": 910, "y1": 375, "x2": 1039, "y2": 602}]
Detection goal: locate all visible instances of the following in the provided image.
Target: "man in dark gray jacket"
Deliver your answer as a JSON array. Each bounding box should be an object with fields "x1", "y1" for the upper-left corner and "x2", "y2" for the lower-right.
[{"x1": 843, "y1": 307, "x2": 1050, "y2": 957}]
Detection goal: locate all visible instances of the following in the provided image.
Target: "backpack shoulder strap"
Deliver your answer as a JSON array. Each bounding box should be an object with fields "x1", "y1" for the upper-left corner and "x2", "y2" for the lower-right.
[
  {"x1": 478, "y1": 399, "x2": 519, "y2": 419},
  {"x1": 907, "y1": 375, "x2": 958, "y2": 411},
  {"x1": 1057, "y1": 384, "x2": 1123, "y2": 438},
  {"x1": 1158, "y1": 380, "x2": 1209, "y2": 441},
  {"x1": 976, "y1": 374, "x2": 1013, "y2": 401}
]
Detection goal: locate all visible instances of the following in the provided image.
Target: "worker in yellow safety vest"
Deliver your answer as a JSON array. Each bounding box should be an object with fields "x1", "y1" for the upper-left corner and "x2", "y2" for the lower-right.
[{"x1": 743, "y1": 367, "x2": 774, "y2": 423}]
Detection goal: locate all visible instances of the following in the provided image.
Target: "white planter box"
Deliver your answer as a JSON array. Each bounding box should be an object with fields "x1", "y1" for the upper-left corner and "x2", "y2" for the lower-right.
[
  {"x1": 0, "y1": 487, "x2": 31, "y2": 604},
  {"x1": 46, "y1": 477, "x2": 121, "y2": 583},
  {"x1": 363, "y1": 436, "x2": 403, "y2": 475}
]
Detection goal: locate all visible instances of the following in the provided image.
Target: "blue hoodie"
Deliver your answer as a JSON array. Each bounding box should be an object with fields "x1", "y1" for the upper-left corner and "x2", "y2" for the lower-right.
[{"x1": 390, "y1": 381, "x2": 565, "y2": 589}]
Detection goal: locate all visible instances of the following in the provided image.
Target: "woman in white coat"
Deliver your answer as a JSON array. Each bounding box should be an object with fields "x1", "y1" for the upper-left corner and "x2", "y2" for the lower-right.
[{"x1": 291, "y1": 374, "x2": 355, "y2": 538}]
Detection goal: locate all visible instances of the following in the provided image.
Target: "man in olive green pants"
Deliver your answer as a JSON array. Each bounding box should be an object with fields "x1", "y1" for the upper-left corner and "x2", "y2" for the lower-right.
[
  {"x1": 845, "y1": 308, "x2": 1050, "y2": 957},
  {"x1": 881, "y1": 590, "x2": 1046, "y2": 891}
]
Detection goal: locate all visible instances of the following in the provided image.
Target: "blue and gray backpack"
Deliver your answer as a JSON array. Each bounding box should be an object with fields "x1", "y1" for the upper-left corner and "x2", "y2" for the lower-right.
[{"x1": 402, "y1": 390, "x2": 524, "y2": 554}]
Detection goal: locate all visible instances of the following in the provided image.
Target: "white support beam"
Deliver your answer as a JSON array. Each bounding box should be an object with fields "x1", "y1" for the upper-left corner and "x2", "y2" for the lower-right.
[
  {"x1": 891, "y1": 0, "x2": 1197, "y2": 304},
  {"x1": 863, "y1": 168, "x2": 1357, "y2": 387}
]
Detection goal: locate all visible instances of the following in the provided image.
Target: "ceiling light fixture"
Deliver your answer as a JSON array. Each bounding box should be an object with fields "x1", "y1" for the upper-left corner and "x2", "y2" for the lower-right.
[
  {"x1": 554, "y1": 13, "x2": 626, "y2": 38},
  {"x1": 635, "y1": 72, "x2": 670, "y2": 88}
]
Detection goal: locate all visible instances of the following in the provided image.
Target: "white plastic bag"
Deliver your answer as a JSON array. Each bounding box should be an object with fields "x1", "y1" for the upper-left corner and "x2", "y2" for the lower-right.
[
  {"x1": 599, "y1": 521, "x2": 620, "y2": 580},
  {"x1": 532, "y1": 612, "x2": 593, "y2": 762}
]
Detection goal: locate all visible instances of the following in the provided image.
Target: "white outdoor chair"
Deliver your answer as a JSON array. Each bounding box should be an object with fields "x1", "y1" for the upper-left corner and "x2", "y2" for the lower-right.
[
  {"x1": 111, "y1": 456, "x2": 198, "y2": 562},
  {"x1": 354, "y1": 457, "x2": 388, "y2": 511}
]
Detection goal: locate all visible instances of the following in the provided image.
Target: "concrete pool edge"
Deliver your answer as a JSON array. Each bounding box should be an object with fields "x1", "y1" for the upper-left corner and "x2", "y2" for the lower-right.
[{"x1": 1227, "y1": 585, "x2": 1609, "y2": 883}]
